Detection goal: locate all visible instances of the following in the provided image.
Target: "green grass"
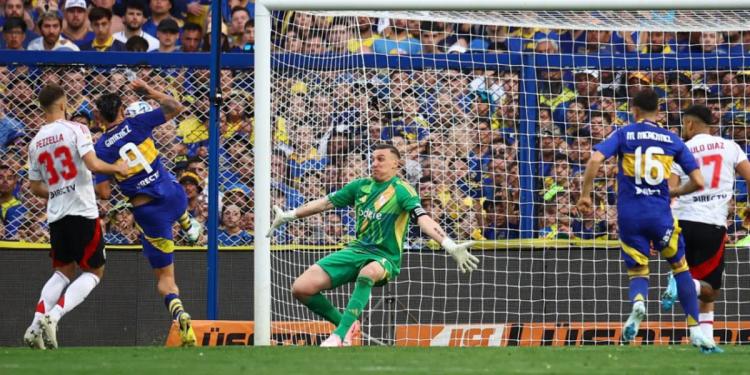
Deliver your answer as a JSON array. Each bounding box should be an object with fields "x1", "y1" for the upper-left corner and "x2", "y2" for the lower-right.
[{"x1": 1, "y1": 346, "x2": 749, "y2": 375}]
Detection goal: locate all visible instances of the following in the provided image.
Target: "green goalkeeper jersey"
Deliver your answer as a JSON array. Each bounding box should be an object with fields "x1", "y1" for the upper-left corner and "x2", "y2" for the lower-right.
[{"x1": 327, "y1": 176, "x2": 422, "y2": 269}]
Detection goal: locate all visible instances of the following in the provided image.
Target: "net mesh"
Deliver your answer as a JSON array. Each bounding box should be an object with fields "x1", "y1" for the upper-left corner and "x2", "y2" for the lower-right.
[
  {"x1": 0, "y1": 65, "x2": 255, "y2": 246},
  {"x1": 266, "y1": 11, "x2": 750, "y2": 345}
]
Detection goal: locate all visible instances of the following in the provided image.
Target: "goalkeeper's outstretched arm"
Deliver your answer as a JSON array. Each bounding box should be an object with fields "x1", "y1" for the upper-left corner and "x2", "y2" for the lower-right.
[
  {"x1": 417, "y1": 214, "x2": 480, "y2": 274},
  {"x1": 266, "y1": 197, "x2": 333, "y2": 237}
]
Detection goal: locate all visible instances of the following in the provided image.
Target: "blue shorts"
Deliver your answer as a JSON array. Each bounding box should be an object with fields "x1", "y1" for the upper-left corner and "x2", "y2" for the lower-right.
[
  {"x1": 131, "y1": 181, "x2": 188, "y2": 269},
  {"x1": 618, "y1": 214, "x2": 685, "y2": 270}
]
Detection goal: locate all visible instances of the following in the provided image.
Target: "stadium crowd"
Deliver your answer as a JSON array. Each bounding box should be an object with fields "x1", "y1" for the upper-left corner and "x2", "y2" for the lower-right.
[{"x1": 1, "y1": 4, "x2": 750, "y2": 246}]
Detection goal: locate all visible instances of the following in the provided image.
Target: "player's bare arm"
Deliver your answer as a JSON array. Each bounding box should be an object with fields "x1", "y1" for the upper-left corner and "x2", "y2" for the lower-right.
[
  {"x1": 294, "y1": 197, "x2": 335, "y2": 219},
  {"x1": 82, "y1": 151, "x2": 129, "y2": 176},
  {"x1": 267, "y1": 197, "x2": 334, "y2": 238},
  {"x1": 130, "y1": 79, "x2": 184, "y2": 121},
  {"x1": 416, "y1": 215, "x2": 449, "y2": 243},
  {"x1": 28, "y1": 180, "x2": 48, "y2": 198},
  {"x1": 669, "y1": 169, "x2": 704, "y2": 198},
  {"x1": 417, "y1": 213, "x2": 480, "y2": 274},
  {"x1": 577, "y1": 150, "x2": 606, "y2": 215}
]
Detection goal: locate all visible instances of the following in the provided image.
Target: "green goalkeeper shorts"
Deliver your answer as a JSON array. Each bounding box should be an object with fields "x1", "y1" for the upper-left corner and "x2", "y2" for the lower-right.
[{"x1": 317, "y1": 247, "x2": 399, "y2": 289}]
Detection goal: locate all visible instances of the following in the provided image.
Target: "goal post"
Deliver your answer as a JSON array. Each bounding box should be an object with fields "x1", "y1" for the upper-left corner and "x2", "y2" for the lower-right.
[{"x1": 253, "y1": 2, "x2": 750, "y2": 346}]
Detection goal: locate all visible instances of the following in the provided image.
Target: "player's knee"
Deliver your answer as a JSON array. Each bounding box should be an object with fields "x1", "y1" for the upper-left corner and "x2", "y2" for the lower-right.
[
  {"x1": 698, "y1": 282, "x2": 719, "y2": 303},
  {"x1": 157, "y1": 277, "x2": 179, "y2": 296},
  {"x1": 84, "y1": 266, "x2": 105, "y2": 279},
  {"x1": 291, "y1": 279, "x2": 314, "y2": 301},
  {"x1": 698, "y1": 282, "x2": 714, "y2": 302},
  {"x1": 358, "y1": 262, "x2": 385, "y2": 282},
  {"x1": 56, "y1": 263, "x2": 76, "y2": 279}
]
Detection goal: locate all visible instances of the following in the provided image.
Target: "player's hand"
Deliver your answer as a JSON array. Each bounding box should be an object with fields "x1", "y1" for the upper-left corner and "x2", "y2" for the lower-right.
[
  {"x1": 442, "y1": 238, "x2": 479, "y2": 273},
  {"x1": 266, "y1": 205, "x2": 297, "y2": 238},
  {"x1": 576, "y1": 196, "x2": 593, "y2": 216},
  {"x1": 130, "y1": 79, "x2": 152, "y2": 97},
  {"x1": 115, "y1": 159, "x2": 129, "y2": 176}
]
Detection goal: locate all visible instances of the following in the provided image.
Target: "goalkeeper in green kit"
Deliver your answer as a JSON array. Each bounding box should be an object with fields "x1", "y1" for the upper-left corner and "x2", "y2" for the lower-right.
[{"x1": 267, "y1": 143, "x2": 479, "y2": 347}]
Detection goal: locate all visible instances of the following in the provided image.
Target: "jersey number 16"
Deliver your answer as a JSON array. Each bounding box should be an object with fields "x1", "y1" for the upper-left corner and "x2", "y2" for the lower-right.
[{"x1": 633, "y1": 146, "x2": 665, "y2": 186}]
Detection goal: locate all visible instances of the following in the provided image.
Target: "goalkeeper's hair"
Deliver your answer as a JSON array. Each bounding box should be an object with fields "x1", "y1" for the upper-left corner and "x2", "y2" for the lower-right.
[
  {"x1": 94, "y1": 92, "x2": 123, "y2": 123},
  {"x1": 683, "y1": 104, "x2": 713, "y2": 126},
  {"x1": 631, "y1": 88, "x2": 659, "y2": 112},
  {"x1": 374, "y1": 142, "x2": 401, "y2": 159}
]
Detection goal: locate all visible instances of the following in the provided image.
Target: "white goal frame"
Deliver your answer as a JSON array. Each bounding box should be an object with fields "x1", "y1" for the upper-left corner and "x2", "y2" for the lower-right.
[{"x1": 252, "y1": 0, "x2": 750, "y2": 346}]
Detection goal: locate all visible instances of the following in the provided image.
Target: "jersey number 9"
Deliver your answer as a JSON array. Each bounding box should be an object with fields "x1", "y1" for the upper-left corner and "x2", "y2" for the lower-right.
[
  {"x1": 119, "y1": 142, "x2": 153, "y2": 174},
  {"x1": 633, "y1": 146, "x2": 665, "y2": 186}
]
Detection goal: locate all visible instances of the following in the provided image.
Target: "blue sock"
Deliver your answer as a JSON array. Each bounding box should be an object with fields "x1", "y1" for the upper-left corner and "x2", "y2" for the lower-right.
[
  {"x1": 674, "y1": 271, "x2": 700, "y2": 325},
  {"x1": 165, "y1": 293, "x2": 184, "y2": 320},
  {"x1": 628, "y1": 277, "x2": 649, "y2": 303}
]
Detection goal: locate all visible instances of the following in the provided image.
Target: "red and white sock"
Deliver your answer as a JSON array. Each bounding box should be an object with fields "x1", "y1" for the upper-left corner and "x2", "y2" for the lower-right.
[
  {"x1": 699, "y1": 312, "x2": 714, "y2": 340},
  {"x1": 31, "y1": 271, "x2": 70, "y2": 328},
  {"x1": 48, "y1": 273, "x2": 100, "y2": 322}
]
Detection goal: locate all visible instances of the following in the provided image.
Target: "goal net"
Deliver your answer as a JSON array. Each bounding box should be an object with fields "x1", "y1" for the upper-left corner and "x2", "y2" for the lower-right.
[{"x1": 267, "y1": 9, "x2": 750, "y2": 346}]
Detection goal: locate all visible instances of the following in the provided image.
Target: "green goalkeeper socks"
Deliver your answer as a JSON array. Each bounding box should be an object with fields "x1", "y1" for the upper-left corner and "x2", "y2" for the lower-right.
[
  {"x1": 304, "y1": 293, "x2": 342, "y2": 325},
  {"x1": 333, "y1": 276, "x2": 374, "y2": 338}
]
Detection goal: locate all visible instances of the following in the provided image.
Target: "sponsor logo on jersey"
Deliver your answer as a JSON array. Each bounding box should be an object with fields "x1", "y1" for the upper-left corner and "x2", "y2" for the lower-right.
[
  {"x1": 635, "y1": 186, "x2": 660, "y2": 196},
  {"x1": 362, "y1": 209, "x2": 383, "y2": 221},
  {"x1": 692, "y1": 193, "x2": 730, "y2": 202},
  {"x1": 136, "y1": 170, "x2": 160, "y2": 188},
  {"x1": 49, "y1": 184, "x2": 76, "y2": 199}
]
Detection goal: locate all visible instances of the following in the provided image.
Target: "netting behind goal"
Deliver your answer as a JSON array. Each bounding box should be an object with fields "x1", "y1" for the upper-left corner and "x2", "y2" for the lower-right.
[
  {"x1": 0, "y1": 63, "x2": 254, "y2": 247},
  {"x1": 267, "y1": 10, "x2": 750, "y2": 346}
]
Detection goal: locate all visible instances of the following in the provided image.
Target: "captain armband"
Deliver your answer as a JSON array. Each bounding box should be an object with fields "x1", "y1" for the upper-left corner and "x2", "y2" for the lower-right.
[{"x1": 412, "y1": 206, "x2": 428, "y2": 219}]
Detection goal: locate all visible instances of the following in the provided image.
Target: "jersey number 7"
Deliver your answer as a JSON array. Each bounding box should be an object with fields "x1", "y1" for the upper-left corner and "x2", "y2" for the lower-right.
[
  {"x1": 38, "y1": 146, "x2": 78, "y2": 185},
  {"x1": 700, "y1": 154, "x2": 722, "y2": 189}
]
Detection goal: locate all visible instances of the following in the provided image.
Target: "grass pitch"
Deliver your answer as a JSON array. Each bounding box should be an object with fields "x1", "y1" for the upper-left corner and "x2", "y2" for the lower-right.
[{"x1": 1, "y1": 346, "x2": 748, "y2": 374}]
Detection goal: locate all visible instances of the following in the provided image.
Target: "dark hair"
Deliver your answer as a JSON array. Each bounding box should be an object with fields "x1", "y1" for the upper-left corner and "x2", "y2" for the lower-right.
[
  {"x1": 125, "y1": 35, "x2": 149, "y2": 51},
  {"x1": 631, "y1": 88, "x2": 659, "y2": 112},
  {"x1": 245, "y1": 19, "x2": 254, "y2": 29},
  {"x1": 2, "y1": 17, "x2": 26, "y2": 33},
  {"x1": 38, "y1": 84, "x2": 65, "y2": 111},
  {"x1": 89, "y1": 7, "x2": 113, "y2": 22},
  {"x1": 182, "y1": 22, "x2": 203, "y2": 34},
  {"x1": 375, "y1": 142, "x2": 401, "y2": 159},
  {"x1": 683, "y1": 104, "x2": 713, "y2": 125},
  {"x1": 231, "y1": 6, "x2": 250, "y2": 18},
  {"x1": 124, "y1": 0, "x2": 147, "y2": 14},
  {"x1": 94, "y1": 93, "x2": 123, "y2": 123}
]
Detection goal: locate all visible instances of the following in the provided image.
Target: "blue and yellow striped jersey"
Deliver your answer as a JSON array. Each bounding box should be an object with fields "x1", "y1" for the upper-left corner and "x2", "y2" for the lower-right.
[
  {"x1": 593, "y1": 121, "x2": 698, "y2": 218},
  {"x1": 94, "y1": 109, "x2": 175, "y2": 199}
]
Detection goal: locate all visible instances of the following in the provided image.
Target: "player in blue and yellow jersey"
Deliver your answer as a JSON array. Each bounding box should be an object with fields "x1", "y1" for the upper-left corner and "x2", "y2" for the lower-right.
[
  {"x1": 577, "y1": 89, "x2": 719, "y2": 353},
  {"x1": 93, "y1": 79, "x2": 202, "y2": 347}
]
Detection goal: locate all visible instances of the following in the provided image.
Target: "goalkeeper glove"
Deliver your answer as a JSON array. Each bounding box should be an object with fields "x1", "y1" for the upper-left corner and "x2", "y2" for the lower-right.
[
  {"x1": 442, "y1": 238, "x2": 479, "y2": 274},
  {"x1": 266, "y1": 205, "x2": 297, "y2": 238}
]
